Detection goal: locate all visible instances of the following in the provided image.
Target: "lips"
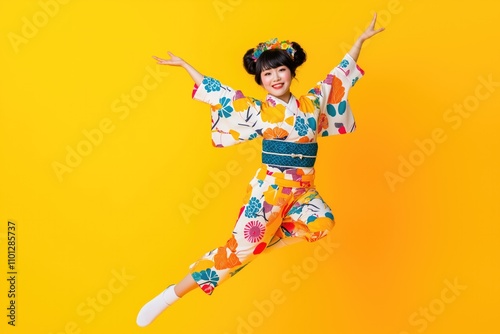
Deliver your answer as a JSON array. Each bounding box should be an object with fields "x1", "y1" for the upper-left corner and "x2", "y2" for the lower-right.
[{"x1": 272, "y1": 83, "x2": 284, "y2": 89}]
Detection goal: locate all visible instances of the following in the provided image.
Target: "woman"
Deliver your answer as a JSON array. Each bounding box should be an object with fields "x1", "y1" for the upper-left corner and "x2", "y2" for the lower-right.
[{"x1": 137, "y1": 14, "x2": 384, "y2": 327}]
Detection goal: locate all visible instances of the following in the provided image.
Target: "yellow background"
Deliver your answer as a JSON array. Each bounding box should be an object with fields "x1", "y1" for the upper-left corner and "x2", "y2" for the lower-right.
[{"x1": 1, "y1": 0, "x2": 499, "y2": 333}]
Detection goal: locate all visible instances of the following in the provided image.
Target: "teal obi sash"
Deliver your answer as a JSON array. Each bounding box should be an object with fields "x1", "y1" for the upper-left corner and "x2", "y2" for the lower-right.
[{"x1": 262, "y1": 140, "x2": 318, "y2": 168}]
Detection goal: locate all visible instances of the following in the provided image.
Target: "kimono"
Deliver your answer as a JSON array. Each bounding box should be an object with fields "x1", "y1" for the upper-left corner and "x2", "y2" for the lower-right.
[{"x1": 188, "y1": 54, "x2": 364, "y2": 295}]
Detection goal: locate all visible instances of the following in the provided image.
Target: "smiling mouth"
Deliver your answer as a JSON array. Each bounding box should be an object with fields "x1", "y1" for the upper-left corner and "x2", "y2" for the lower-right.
[{"x1": 272, "y1": 83, "x2": 284, "y2": 89}]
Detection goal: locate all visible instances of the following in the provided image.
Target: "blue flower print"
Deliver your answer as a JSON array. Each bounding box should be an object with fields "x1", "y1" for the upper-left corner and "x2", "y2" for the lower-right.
[
  {"x1": 218, "y1": 97, "x2": 234, "y2": 118},
  {"x1": 352, "y1": 77, "x2": 359, "y2": 87},
  {"x1": 339, "y1": 59, "x2": 349, "y2": 68},
  {"x1": 307, "y1": 215, "x2": 317, "y2": 223},
  {"x1": 202, "y1": 77, "x2": 221, "y2": 93},
  {"x1": 338, "y1": 100, "x2": 347, "y2": 115},
  {"x1": 192, "y1": 269, "x2": 219, "y2": 286},
  {"x1": 244, "y1": 197, "x2": 262, "y2": 218},
  {"x1": 294, "y1": 116, "x2": 309, "y2": 136},
  {"x1": 249, "y1": 133, "x2": 258, "y2": 140},
  {"x1": 308, "y1": 86, "x2": 322, "y2": 96},
  {"x1": 327, "y1": 104, "x2": 336, "y2": 117},
  {"x1": 307, "y1": 117, "x2": 316, "y2": 131},
  {"x1": 327, "y1": 101, "x2": 346, "y2": 117},
  {"x1": 287, "y1": 203, "x2": 304, "y2": 216}
]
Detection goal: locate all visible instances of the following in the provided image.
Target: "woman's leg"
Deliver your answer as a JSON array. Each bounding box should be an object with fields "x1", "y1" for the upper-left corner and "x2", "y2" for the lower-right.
[
  {"x1": 137, "y1": 174, "x2": 287, "y2": 326},
  {"x1": 136, "y1": 272, "x2": 203, "y2": 326},
  {"x1": 136, "y1": 283, "x2": 180, "y2": 327},
  {"x1": 187, "y1": 195, "x2": 285, "y2": 294},
  {"x1": 279, "y1": 188, "x2": 335, "y2": 242},
  {"x1": 174, "y1": 273, "x2": 197, "y2": 297}
]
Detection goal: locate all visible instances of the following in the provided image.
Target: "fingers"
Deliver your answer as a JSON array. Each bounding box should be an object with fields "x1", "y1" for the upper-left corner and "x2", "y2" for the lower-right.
[
  {"x1": 368, "y1": 13, "x2": 385, "y2": 36},
  {"x1": 152, "y1": 52, "x2": 180, "y2": 63},
  {"x1": 167, "y1": 51, "x2": 183, "y2": 63},
  {"x1": 370, "y1": 13, "x2": 378, "y2": 28},
  {"x1": 152, "y1": 56, "x2": 165, "y2": 64}
]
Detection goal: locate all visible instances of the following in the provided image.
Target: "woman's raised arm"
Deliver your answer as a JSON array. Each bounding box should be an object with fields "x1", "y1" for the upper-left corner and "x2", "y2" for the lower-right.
[
  {"x1": 348, "y1": 13, "x2": 385, "y2": 62},
  {"x1": 152, "y1": 51, "x2": 204, "y2": 86}
]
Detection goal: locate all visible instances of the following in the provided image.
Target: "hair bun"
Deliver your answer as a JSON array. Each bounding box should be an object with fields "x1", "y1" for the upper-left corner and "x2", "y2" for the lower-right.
[
  {"x1": 290, "y1": 41, "x2": 306, "y2": 67},
  {"x1": 243, "y1": 48, "x2": 257, "y2": 75},
  {"x1": 242, "y1": 39, "x2": 307, "y2": 85}
]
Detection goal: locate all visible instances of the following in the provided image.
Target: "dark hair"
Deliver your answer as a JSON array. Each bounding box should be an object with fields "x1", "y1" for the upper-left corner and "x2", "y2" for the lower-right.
[{"x1": 243, "y1": 41, "x2": 306, "y2": 85}]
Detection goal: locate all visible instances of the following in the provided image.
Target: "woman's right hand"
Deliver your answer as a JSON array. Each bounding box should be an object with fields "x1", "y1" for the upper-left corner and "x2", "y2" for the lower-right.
[
  {"x1": 152, "y1": 51, "x2": 185, "y2": 66},
  {"x1": 152, "y1": 51, "x2": 204, "y2": 86}
]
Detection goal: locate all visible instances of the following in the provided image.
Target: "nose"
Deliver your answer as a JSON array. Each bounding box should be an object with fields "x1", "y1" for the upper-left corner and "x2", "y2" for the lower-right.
[{"x1": 272, "y1": 70, "x2": 281, "y2": 82}]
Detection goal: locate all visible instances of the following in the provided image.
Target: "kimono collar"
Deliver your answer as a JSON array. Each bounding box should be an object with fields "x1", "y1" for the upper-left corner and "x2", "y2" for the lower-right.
[{"x1": 265, "y1": 94, "x2": 298, "y2": 109}]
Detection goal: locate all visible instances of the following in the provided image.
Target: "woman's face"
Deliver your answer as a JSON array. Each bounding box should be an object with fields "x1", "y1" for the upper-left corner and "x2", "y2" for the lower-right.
[{"x1": 260, "y1": 65, "x2": 292, "y2": 103}]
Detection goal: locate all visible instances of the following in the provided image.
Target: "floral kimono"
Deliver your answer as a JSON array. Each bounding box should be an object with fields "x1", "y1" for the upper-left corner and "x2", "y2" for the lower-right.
[{"x1": 188, "y1": 54, "x2": 364, "y2": 295}]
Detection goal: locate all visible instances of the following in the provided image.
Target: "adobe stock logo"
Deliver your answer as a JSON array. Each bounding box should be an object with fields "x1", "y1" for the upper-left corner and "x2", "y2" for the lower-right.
[
  {"x1": 48, "y1": 268, "x2": 134, "y2": 334},
  {"x1": 51, "y1": 65, "x2": 169, "y2": 182},
  {"x1": 8, "y1": 0, "x2": 73, "y2": 54},
  {"x1": 179, "y1": 139, "x2": 260, "y2": 224},
  {"x1": 213, "y1": 0, "x2": 243, "y2": 21},
  {"x1": 340, "y1": 0, "x2": 412, "y2": 54},
  {"x1": 398, "y1": 278, "x2": 467, "y2": 334},
  {"x1": 224, "y1": 235, "x2": 340, "y2": 334}
]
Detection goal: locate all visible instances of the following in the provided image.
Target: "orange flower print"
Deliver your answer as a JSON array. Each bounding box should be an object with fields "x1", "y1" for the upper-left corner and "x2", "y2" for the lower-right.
[
  {"x1": 226, "y1": 234, "x2": 238, "y2": 253},
  {"x1": 263, "y1": 127, "x2": 289, "y2": 140},
  {"x1": 297, "y1": 136, "x2": 310, "y2": 143},
  {"x1": 211, "y1": 103, "x2": 222, "y2": 112},
  {"x1": 214, "y1": 247, "x2": 229, "y2": 270},
  {"x1": 214, "y1": 246, "x2": 241, "y2": 270},
  {"x1": 227, "y1": 253, "x2": 241, "y2": 268},
  {"x1": 317, "y1": 113, "x2": 329, "y2": 132},
  {"x1": 327, "y1": 76, "x2": 345, "y2": 104}
]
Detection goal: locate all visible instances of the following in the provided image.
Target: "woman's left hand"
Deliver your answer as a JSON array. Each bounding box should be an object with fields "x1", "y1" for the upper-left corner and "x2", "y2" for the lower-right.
[{"x1": 359, "y1": 13, "x2": 385, "y2": 42}]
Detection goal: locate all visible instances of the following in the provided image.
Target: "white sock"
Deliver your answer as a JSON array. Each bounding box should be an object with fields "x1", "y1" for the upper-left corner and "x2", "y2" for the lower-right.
[{"x1": 136, "y1": 285, "x2": 179, "y2": 327}]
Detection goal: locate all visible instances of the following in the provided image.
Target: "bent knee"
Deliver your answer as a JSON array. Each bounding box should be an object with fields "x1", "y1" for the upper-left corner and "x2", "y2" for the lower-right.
[{"x1": 306, "y1": 217, "x2": 335, "y2": 242}]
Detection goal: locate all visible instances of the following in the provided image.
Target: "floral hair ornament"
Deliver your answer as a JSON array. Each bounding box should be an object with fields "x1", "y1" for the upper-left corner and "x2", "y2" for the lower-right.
[{"x1": 252, "y1": 38, "x2": 295, "y2": 62}]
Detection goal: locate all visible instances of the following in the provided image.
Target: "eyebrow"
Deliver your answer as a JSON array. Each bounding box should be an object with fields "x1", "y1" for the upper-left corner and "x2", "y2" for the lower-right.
[{"x1": 263, "y1": 66, "x2": 285, "y2": 72}]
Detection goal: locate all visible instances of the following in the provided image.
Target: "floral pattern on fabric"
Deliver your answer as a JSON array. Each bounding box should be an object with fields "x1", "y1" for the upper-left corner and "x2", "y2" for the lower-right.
[
  {"x1": 202, "y1": 77, "x2": 221, "y2": 93},
  {"x1": 191, "y1": 269, "x2": 220, "y2": 295},
  {"x1": 189, "y1": 54, "x2": 364, "y2": 295},
  {"x1": 244, "y1": 221, "x2": 266, "y2": 243},
  {"x1": 192, "y1": 53, "x2": 363, "y2": 146},
  {"x1": 189, "y1": 167, "x2": 335, "y2": 295}
]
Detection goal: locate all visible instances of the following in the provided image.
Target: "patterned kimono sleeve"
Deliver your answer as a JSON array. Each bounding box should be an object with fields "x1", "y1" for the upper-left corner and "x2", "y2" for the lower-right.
[
  {"x1": 311, "y1": 53, "x2": 365, "y2": 137},
  {"x1": 192, "y1": 76, "x2": 262, "y2": 147}
]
